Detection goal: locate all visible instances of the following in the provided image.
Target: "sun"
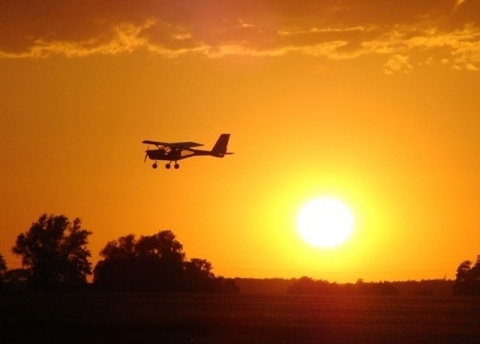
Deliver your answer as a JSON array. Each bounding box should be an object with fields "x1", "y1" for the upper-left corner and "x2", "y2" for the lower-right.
[{"x1": 296, "y1": 197, "x2": 354, "y2": 248}]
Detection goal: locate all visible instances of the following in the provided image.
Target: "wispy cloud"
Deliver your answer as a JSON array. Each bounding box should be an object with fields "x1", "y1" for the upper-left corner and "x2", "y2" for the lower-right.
[
  {"x1": 0, "y1": 21, "x2": 153, "y2": 59},
  {"x1": 1, "y1": 0, "x2": 479, "y2": 72}
]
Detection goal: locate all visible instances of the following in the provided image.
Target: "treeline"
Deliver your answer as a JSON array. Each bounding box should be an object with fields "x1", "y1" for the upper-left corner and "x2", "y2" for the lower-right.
[
  {"x1": 0, "y1": 214, "x2": 238, "y2": 293},
  {"x1": 1, "y1": 213, "x2": 479, "y2": 295},
  {"x1": 236, "y1": 278, "x2": 455, "y2": 296},
  {"x1": 288, "y1": 277, "x2": 399, "y2": 295},
  {"x1": 286, "y1": 277, "x2": 458, "y2": 296}
]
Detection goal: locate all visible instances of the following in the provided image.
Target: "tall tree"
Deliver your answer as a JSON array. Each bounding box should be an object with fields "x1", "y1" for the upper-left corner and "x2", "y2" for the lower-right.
[
  {"x1": 0, "y1": 253, "x2": 6, "y2": 273},
  {"x1": 0, "y1": 253, "x2": 6, "y2": 285},
  {"x1": 12, "y1": 214, "x2": 92, "y2": 290},
  {"x1": 453, "y1": 260, "x2": 480, "y2": 295}
]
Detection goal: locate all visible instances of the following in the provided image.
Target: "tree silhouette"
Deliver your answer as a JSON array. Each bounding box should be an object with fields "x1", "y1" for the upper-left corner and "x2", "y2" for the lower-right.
[
  {"x1": 183, "y1": 258, "x2": 216, "y2": 292},
  {"x1": 0, "y1": 253, "x2": 6, "y2": 286},
  {"x1": 453, "y1": 260, "x2": 480, "y2": 295},
  {"x1": 94, "y1": 230, "x2": 238, "y2": 293},
  {"x1": 12, "y1": 214, "x2": 92, "y2": 290},
  {"x1": 94, "y1": 230, "x2": 185, "y2": 291}
]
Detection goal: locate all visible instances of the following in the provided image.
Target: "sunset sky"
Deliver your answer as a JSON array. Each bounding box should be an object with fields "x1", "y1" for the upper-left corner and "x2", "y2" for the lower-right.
[{"x1": 1, "y1": 0, "x2": 480, "y2": 283}]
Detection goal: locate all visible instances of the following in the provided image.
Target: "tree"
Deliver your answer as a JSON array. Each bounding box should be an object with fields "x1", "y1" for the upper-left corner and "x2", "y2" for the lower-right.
[
  {"x1": 94, "y1": 230, "x2": 185, "y2": 291},
  {"x1": 453, "y1": 260, "x2": 480, "y2": 295},
  {"x1": 94, "y1": 230, "x2": 238, "y2": 293},
  {"x1": 183, "y1": 258, "x2": 215, "y2": 292},
  {"x1": 0, "y1": 253, "x2": 6, "y2": 286},
  {"x1": 12, "y1": 214, "x2": 92, "y2": 290}
]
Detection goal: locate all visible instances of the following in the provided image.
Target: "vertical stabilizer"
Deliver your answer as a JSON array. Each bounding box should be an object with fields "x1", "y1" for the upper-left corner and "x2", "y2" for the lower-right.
[{"x1": 211, "y1": 134, "x2": 231, "y2": 157}]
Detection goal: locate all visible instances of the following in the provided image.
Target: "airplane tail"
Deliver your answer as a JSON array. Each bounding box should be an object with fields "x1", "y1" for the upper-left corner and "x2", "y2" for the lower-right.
[{"x1": 211, "y1": 133, "x2": 233, "y2": 157}]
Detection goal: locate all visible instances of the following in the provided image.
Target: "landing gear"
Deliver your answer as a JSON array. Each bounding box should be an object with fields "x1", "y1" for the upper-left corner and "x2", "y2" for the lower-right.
[
  {"x1": 152, "y1": 163, "x2": 158, "y2": 169},
  {"x1": 165, "y1": 162, "x2": 180, "y2": 169}
]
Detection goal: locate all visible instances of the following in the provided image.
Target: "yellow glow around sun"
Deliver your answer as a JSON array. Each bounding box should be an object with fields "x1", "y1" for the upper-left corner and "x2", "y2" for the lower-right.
[{"x1": 297, "y1": 197, "x2": 354, "y2": 248}]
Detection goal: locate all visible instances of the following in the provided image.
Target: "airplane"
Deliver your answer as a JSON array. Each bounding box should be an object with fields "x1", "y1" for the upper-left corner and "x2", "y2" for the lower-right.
[{"x1": 142, "y1": 133, "x2": 233, "y2": 169}]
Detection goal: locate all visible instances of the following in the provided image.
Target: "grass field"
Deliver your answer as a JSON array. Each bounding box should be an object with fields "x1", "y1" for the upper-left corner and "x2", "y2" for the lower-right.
[{"x1": 1, "y1": 292, "x2": 480, "y2": 343}]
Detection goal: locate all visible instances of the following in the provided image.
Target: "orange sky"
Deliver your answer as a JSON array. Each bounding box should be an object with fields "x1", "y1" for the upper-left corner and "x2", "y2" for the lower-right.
[{"x1": 1, "y1": 0, "x2": 480, "y2": 283}]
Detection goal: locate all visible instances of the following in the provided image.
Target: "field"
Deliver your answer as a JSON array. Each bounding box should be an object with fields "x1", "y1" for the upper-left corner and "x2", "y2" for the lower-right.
[{"x1": 1, "y1": 292, "x2": 480, "y2": 343}]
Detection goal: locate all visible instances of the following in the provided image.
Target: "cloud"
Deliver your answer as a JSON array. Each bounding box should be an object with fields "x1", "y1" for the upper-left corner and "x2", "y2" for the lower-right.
[
  {"x1": 1, "y1": 0, "x2": 479, "y2": 72},
  {"x1": 0, "y1": 21, "x2": 153, "y2": 58},
  {"x1": 384, "y1": 54, "x2": 413, "y2": 75}
]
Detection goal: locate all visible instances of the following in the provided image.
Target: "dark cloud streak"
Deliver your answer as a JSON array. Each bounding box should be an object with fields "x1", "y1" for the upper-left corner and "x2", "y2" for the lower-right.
[{"x1": 1, "y1": 0, "x2": 479, "y2": 72}]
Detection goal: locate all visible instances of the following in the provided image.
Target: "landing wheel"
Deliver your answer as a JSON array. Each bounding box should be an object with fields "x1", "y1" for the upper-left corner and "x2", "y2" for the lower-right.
[
  {"x1": 152, "y1": 163, "x2": 158, "y2": 169},
  {"x1": 174, "y1": 163, "x2": 180, "y2": 169},
  {"x1": 165, "y1": 163, "x2": 171, "y2": 169}
]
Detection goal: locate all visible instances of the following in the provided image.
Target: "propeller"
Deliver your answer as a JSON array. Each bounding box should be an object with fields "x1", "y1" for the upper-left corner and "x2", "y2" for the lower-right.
[{"x1": 144, "y1": 145, "x2": 150, "y2": 163}]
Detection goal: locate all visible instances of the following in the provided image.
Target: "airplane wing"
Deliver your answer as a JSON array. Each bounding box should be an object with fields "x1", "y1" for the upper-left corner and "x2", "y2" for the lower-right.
[
  {"x1": 169, "y1": 141, "x2": 204, "y2": 148},
  {"x1": 142, "y1": 140, "x2": 203, "y2": 148},
  {"x1": 142, "y1": 140, "x2": 168, "y2": 146}
]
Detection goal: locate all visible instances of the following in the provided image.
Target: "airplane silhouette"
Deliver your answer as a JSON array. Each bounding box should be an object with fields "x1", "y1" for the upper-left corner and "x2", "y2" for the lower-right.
[{"x1": 143, "y1": 133, "x2": 233, "y2": 169}]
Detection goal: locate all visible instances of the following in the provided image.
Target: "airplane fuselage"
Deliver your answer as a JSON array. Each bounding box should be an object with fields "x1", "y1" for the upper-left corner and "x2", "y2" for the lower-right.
[{"x1": 145, "y1": 148, "x2": 212, "y2": 161}]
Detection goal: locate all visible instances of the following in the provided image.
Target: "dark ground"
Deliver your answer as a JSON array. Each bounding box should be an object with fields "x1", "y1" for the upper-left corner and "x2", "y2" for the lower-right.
[{"x1": 1, "y1": 292, "x2": 480, "y2": 343}]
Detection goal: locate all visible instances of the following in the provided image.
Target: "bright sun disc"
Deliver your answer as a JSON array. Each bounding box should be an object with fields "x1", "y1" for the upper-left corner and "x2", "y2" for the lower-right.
[{"x1": 297, "y1": 197, "x2": 354, "y2": 248}]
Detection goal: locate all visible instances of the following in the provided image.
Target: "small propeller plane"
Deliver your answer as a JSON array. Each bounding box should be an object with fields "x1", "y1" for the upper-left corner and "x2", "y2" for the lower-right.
[{"x1": 142, "y1": 133, "x2": 233, "y2": 169}]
